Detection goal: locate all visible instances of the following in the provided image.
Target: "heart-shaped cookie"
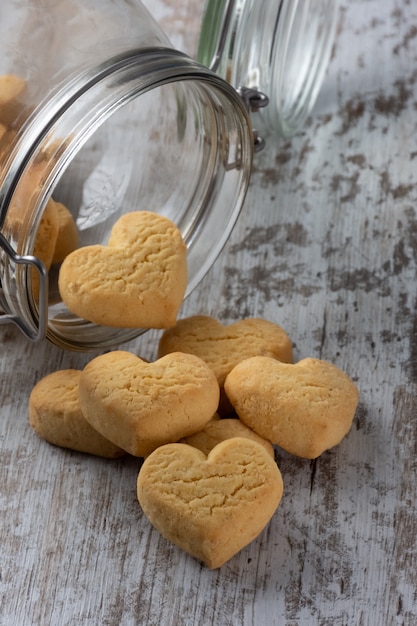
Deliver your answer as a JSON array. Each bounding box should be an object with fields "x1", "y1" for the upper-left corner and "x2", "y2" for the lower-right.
[
  {"x1": 137, "y1": 437, "x2": 284, "y2": 569},
  {"x1": 31, "y1": 197, "x2": 59, "y2": 298},
  {"x1": 180, "y1": 417, "x2": 275, "y2": 458},
  {"x1": 158, "y1": 315, "x2": 293, "y2": 414},
  {"x1": 224, "y1": 357, "x2": 359, "y2": 459},
  {"x1": 29, "y1": 369, "x2": 125, "y2": 458},
  {"x1": 78, "y1": 350, "x2": 220, "y2": 457},
  {"x1": 51, "y1": 200, "x2": 79, "y2": 264},
  {"x1": 58, "y1": 211, "x2": 187, "y2": 328}
]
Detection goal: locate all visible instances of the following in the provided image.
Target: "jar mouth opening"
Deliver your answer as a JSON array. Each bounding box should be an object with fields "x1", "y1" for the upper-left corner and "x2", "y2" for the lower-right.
[{"x1": 0, "y1": 48, "x2": 253, "y2": 350}]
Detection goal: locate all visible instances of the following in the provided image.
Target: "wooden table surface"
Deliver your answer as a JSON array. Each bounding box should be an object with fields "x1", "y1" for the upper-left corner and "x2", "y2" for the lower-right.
[{"x1": 2, "y1": 0, "x2": 417, "y2": 624}]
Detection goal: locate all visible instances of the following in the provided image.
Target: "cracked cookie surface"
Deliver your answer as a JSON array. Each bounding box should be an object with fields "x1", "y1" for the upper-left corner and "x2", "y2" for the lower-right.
[
  {"x1": 224, "y1": 356, "x2": 359, "y2": 458},
  {"x1": 58, "y1": 211, "x2": 187, "y2": 328},
  {"x1": 137, "y1": 437, "x2": 284, "y2": 568},
  {"x1": 78, "y1": 350, "x2": 220, "y2": 457},
  {"x1": 29, "y1": 369, "x2": 125, "y2": 458}
]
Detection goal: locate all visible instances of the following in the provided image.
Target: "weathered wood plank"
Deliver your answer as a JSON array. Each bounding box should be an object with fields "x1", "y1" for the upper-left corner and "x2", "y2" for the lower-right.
[{"x1": 2, "y1": 0, "x2": 417, "y2": 624}]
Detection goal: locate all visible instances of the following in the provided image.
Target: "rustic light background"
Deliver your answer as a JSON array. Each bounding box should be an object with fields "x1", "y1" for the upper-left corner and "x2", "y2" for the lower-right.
[{"x1": 2, "y1": 1, "x2": 417, "y2": 624}]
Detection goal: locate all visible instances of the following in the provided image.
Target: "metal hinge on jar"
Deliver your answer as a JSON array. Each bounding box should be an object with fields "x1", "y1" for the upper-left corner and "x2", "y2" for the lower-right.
[{"x1": 0, "y1": 233, "x2": 48, "y2": 341}]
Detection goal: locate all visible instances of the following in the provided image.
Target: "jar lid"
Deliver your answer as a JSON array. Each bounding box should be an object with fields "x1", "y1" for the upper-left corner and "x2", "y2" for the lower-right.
[{"x1": 197, "y1": 0, "x2": 339, "y2": 138}]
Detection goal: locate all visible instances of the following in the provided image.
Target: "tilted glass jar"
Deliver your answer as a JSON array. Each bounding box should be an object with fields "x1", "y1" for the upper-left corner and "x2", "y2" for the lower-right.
[{"x1": 0, "y1": 0, "x2": 338, "y2": 351}]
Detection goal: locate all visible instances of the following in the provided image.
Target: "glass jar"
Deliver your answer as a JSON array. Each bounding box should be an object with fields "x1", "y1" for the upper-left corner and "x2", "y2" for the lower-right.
[{"x1": 0, "y1": 0, "x2": 338, "y2": 351}]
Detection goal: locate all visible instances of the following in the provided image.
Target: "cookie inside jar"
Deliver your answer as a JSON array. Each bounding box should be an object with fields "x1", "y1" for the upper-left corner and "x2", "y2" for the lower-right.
[{"x1": 0, "y1": 59, "x2": 252, "y2": 350}]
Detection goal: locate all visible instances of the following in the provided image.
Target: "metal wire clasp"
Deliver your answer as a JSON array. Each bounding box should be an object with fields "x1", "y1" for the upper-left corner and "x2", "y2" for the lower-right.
[
  {"x1": 236, "y1": 86, "x2": 269, "y2": 152},
  {"x1": 0, "y1": 232, "x2": 48, "y2": 341}
]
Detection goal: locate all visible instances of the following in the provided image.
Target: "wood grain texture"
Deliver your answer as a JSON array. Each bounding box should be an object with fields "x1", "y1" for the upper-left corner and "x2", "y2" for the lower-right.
[{"x1": 2, "y1": 0, "x2": 417, "y2": 624}]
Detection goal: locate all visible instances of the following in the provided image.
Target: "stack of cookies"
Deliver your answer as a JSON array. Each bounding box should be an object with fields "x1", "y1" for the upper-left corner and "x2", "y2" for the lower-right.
[{"x1": 29, "y1": 312, "x2": 358, "y2": 569}]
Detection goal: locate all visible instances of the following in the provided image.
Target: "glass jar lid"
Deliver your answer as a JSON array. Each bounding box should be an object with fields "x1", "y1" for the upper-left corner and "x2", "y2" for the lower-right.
[{"x1": 197, "y1": 0, "x2": 339, "y2": 137}]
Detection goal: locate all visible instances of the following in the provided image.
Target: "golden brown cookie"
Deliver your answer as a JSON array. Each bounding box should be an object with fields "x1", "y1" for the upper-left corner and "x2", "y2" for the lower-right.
[
  {"x1": 0, "y1": 74, "x2": 26, "y2": 106},
  {"x1": 58, "y1": 211, "x2": 187, "y2": 328},
  {"x1": 29, "y1": 369, "x2": 126, "y2": 458},
  {"x1": 0, "y1": 123, "x2": 7, "y2": 173},
  {"x1": 180, "y1": 417, "x2": 275, "y2": 458},
  {"x1": 0, "y1": 74, "x2": 26, "y2": 126},
  {"x1": 3, "y1": 157, "x2": 59, "y2": 299},
  {"x1": 51, "y1": 200, "x2": 79, "y2": 264},
  {"x1": 78, "y1": 350, "x2": 220, "y2": 457},
  {"x1": 158, "y1": 316, "x2": 293, "y2": 414},
  {"x1": 31, "y1": 198, "x2": 59, "y2": 298},
  {"x1": 137, "y1": 437, "x2": 284, "y2": 569},
  {"x1": 6, "y1": 159, "x2": 52, "y2": 227},
  {"x1": 224, "y1": 356, "x2": 358, "y2": 459}
]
